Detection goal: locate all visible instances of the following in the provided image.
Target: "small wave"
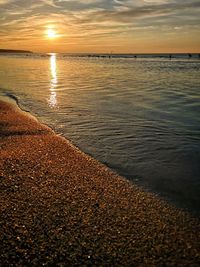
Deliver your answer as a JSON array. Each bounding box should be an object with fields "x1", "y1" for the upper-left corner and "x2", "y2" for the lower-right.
[
  {"x1": 5, "y1": 92, "x2": 19, "y2": 105},
  {"x1": 4, "y1": 92, "x2": 30, "y2": 113}
]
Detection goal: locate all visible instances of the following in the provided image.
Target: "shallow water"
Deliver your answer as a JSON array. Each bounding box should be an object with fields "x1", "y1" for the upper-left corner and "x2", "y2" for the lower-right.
[{"x1": 0, "y1": 53, "x2": 200, "y2": 214}]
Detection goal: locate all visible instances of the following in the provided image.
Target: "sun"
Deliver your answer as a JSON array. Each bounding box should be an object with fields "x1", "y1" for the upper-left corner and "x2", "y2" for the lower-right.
[{"x1": 46, "y1": 28, "x2": 57, "y2": 39}]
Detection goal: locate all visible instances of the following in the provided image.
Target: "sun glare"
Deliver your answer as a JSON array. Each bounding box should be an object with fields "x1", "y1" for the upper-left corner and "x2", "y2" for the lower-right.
[{"x1": 46, "y1": 28, "x2": 57, "y2": 39}]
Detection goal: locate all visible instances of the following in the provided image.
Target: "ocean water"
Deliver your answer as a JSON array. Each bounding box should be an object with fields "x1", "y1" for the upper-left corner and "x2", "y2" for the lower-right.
[{"x1": 0, "y1": 53, "x2": 200, "y2": 215}]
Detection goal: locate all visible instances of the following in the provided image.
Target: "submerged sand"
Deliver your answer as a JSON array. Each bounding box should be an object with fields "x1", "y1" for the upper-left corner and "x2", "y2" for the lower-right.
[{"x1": 0, "y1": 100, "x2": 199, "y2": 266}]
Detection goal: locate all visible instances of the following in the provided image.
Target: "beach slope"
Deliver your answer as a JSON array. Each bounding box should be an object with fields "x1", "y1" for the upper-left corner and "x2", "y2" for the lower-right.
[{"x1": 0, "y1": 100, "x2": 199, "y2": 266}]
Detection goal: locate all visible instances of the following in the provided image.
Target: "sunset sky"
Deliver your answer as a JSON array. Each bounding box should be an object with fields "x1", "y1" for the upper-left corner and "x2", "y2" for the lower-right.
[{"x1": 0, "y1": 0, "x2": 200, "y2": 53}]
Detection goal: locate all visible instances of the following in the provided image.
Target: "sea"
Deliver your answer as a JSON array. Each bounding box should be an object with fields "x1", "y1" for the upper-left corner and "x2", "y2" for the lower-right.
[{"x1": 0, "y1": 52, "x2": 200, "y2": 215}]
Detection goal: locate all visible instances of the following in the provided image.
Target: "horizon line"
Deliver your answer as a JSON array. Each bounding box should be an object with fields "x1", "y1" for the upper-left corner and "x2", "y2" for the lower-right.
[{"x1": 1, "y1": 49, "x2": 200, "y2": 55}]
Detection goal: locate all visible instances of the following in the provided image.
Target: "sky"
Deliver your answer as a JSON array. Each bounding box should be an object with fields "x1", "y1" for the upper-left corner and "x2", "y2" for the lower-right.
[{"x1": 0, "y1": 0, "x2": 200, "y2": 53}]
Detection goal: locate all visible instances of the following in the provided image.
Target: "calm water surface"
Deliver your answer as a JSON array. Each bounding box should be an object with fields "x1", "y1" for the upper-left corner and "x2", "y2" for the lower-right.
[{"x1": 0, "y1": 53, "x2": 200, "y2": 214}]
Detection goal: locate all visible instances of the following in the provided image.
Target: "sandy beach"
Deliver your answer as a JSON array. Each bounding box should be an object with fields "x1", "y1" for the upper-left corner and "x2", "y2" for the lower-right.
[{"x1": 0, "y1": 99, "x2": 199, "y2": 266}]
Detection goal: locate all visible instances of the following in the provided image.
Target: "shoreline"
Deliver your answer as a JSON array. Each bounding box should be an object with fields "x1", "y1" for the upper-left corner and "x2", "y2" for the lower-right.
[
  {"x1": 1, "y1": 93, "x2": 199, "y2": 217},
  {"x1": 0, "y1": 99, "x2": 199, "y2": 266}
]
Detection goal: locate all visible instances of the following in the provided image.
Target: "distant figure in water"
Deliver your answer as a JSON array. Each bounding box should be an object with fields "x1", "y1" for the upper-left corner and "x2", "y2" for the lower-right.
[
  {"x1": 134, "y1": 55, "x2": 137, "y2": 59},
  {"x1": 188, "y1": 53, "x2": 192, "y2": 59},
  {"x1": 169, "y1": 54, "x2": 172, "y2": 60}
]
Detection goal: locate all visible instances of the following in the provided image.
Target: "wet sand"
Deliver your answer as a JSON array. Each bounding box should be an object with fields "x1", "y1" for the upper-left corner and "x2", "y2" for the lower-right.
[{"x1": 0, "y1": 99, "x2": 199, "y2": 266}]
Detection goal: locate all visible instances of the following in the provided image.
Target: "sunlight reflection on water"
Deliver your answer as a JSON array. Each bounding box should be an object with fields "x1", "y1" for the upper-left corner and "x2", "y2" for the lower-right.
[{"x1": 49, "y1": 53, "x2": 57, "y2": 108}]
